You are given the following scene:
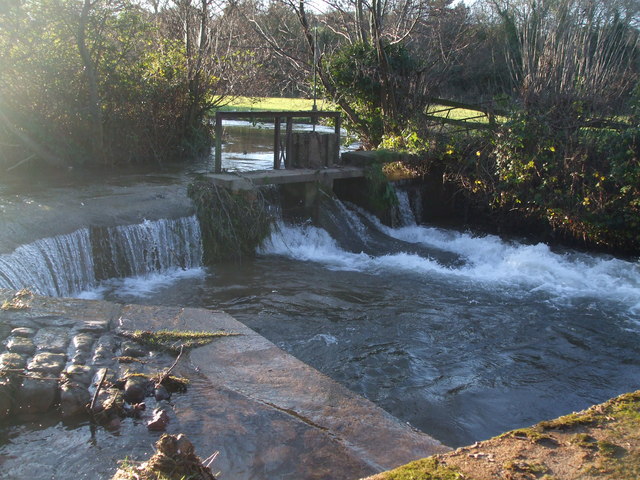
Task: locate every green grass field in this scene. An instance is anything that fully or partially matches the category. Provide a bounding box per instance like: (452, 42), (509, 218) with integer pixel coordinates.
(215, 96), (499, 128)
(217, 96), (334, 112)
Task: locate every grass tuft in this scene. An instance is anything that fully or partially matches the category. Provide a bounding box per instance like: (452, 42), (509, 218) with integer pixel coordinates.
(1, 289), (33, 311)
(122, 329), (237, 354)
(373, 457), (464, 480)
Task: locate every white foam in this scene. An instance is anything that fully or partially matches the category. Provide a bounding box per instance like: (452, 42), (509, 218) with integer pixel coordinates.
(260, 217), (640, 312)
(260, 222), (373, 271)
(79, 267), (205, 300)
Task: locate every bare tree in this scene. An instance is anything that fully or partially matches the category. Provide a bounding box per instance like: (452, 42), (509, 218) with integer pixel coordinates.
(492, 0), (639, 130)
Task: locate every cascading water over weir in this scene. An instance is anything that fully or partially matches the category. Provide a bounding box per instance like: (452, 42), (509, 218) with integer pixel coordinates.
(2, 181), (640, 450)
(0, 216), (203, 297)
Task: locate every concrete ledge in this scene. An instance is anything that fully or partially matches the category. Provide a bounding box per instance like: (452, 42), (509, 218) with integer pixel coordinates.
(205, 166), (365, 191)
(1, 290), (449, 479)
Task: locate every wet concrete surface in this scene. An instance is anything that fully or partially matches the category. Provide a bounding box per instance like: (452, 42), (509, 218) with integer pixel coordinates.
(0, 289), (449, 479)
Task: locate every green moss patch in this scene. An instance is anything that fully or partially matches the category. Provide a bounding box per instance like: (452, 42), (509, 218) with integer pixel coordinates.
(500, 427), (554, 444)
(374, 457), (464, 480)
(115, 356), (145, 364)
(122, 329), (237, 354)
(369, 389), (640, 480)
(188, 177), (272, 264)
(1, 289), (32, 311)
(570, 433), (597, 448)
(503, 460), (548, 474)
(123, 372), (189, 393)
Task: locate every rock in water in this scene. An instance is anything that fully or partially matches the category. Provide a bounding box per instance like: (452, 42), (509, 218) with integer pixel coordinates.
(147, 408), (169, 431)
(15, 376), (57, 414)
(154, 384), (171, 401)
(0, 379), (15, 419)
(123, 376), (149, 404)
(60, 381), (91, 418)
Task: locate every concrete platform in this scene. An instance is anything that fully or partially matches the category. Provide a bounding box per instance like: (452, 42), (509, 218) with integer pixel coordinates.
(0, 291), (449, 479)
(206, 166), (366, 191)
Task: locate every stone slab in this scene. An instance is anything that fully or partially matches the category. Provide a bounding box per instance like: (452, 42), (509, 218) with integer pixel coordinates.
(27, 352), (67, 375)
(205, 166), (365, 191)
(1, 291), (449, 479)
(119, 304), (449, 478)
(33, 327), (69, 353)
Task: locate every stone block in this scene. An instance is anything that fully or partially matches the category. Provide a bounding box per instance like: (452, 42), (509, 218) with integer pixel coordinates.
(72, 333), (95, 352)
(0, 378), (15, 419)
(63, 365), (95, 386)
(120, 340), (147, 358)
(6, 336), (35, 355)
(27, 352), (67, 375)
(10, 327), (36, 337)
(0, 352), (26, 372)
(15, 376), (57, 414)
(74, 320), (109, 334)
(60, 381), (90, 418)
(34, 327), (69, 354)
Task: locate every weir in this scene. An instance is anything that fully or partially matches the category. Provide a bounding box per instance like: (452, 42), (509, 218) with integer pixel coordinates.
(3, 155), (640, 478)
(0, 216), (202, 297)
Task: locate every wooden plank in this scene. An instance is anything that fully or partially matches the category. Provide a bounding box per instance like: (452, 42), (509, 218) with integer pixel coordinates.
(274, 117), (281, 169)
(285, 118), (293, 168)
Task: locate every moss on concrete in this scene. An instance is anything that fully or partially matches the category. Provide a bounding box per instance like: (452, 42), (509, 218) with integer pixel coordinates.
(121, 329), (237, 354)
(187, 177), (272, 264)
(1, 289), (32, 311)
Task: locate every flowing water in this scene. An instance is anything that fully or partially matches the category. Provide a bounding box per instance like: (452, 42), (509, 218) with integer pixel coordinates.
(1, 122), (640, 455)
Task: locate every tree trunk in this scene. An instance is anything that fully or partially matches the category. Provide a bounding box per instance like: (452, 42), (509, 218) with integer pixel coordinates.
(77, 0), (105, 164)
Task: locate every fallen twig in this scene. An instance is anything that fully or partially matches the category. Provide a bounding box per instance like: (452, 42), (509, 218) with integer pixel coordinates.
(157, 345), (184, 386)
(89, 368), (108, 418)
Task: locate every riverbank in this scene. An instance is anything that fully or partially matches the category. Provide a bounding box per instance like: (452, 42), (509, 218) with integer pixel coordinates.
(365, 389), (640, 480)
(0, 288), (447, 479)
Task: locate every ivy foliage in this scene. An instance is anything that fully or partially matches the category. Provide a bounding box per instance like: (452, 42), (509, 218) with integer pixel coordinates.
(187, 177), (272, 264)
(322, 41), (418, 148)
(364, 159), (399, 215)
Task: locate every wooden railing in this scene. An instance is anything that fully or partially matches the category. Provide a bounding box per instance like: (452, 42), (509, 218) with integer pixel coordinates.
(214, 111), (341, 174)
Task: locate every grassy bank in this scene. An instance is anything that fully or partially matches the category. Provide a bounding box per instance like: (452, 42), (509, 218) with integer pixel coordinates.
(216, 96), (332, 112)
(365, 390), (640, 480)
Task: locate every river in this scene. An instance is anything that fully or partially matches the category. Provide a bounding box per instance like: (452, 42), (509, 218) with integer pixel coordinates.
(1, 120), (640, 450)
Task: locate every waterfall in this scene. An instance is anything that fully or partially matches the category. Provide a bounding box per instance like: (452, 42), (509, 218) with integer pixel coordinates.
(0, 229), (95, 298)
(0, 216), (202, 298)
(394, 189), (417, 226)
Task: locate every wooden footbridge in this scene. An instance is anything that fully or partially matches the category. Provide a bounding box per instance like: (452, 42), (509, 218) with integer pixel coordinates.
(208, 99), (504, 193)
(208, 110), (370, 197)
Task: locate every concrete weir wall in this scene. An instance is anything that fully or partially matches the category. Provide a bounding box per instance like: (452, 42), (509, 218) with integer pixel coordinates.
(0, 289), (448, 479)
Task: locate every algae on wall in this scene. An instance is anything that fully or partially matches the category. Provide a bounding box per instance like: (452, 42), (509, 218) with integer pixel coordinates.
(187, 177), (271, 264)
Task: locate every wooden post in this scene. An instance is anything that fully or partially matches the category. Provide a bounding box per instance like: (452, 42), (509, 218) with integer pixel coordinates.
(334, 114), (342, 165)
(285, 117), (293, 169)
(274, 117), (281, 169)
(214, 111), (222, 173)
